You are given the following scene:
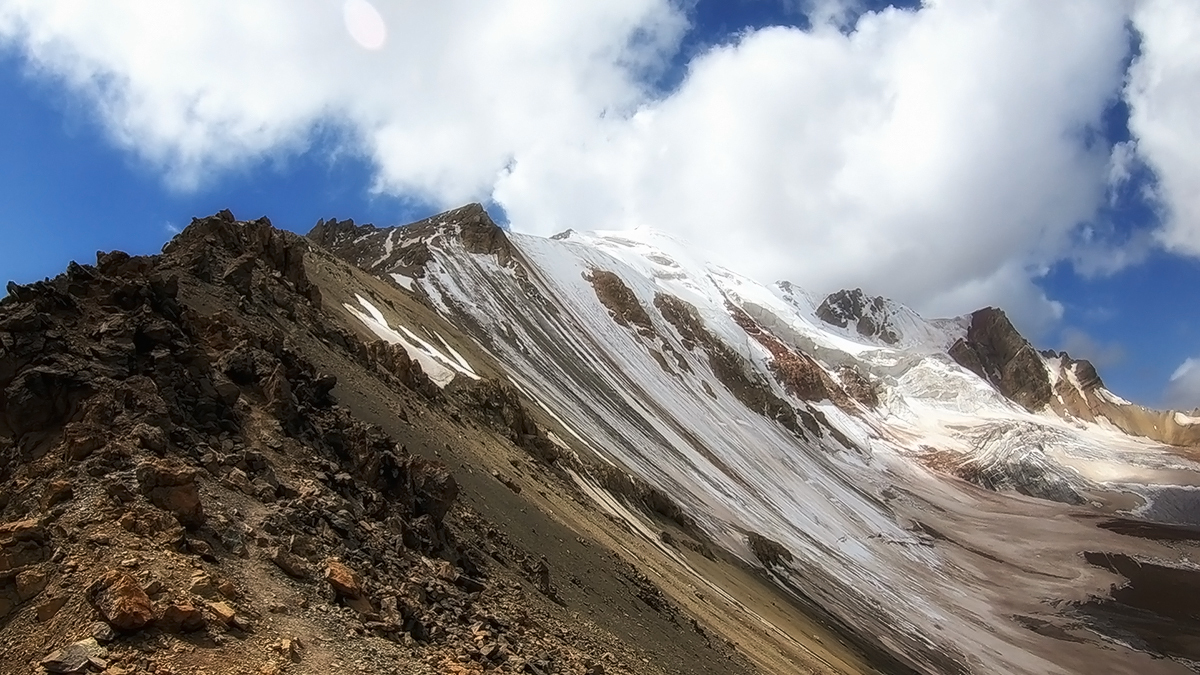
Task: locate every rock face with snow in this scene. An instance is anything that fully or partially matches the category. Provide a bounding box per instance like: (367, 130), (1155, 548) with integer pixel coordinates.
(949, 307), (1052, 411)
(816, 288), (901, 344)
(311, 204), (1200, 674)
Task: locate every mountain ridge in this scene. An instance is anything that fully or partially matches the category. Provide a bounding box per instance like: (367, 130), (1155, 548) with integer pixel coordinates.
(2, 205), (1199, 675)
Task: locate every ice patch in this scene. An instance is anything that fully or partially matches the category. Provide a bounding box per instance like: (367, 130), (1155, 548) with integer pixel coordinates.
(342, 294), (477, 387)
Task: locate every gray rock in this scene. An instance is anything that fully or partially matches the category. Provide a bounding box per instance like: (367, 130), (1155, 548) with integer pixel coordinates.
(41, 638), (107, 673)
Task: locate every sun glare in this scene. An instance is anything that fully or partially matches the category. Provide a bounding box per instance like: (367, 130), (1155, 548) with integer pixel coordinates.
(343, 0), (387, 51)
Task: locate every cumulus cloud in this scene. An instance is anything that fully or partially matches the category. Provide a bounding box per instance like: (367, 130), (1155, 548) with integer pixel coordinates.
(1127, 0), (1200, 257)
(0, 0), (1165, 336)
(1165, 357), (1200, 410)
(496, 1), (1131, 332)
(0, 0), (686, 194)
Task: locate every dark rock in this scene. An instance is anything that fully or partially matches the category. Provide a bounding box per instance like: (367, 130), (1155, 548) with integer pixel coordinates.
(90, 621), (116, 643)
(269, 547), (311, 579)
(40, 638), (107, 674)
(816, 289), (900, 344)
(747, 532), (793, 567)
(949, 308), (1051, 411)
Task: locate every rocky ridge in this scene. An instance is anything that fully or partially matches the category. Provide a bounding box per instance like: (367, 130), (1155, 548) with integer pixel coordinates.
(0, 211), (752, 675)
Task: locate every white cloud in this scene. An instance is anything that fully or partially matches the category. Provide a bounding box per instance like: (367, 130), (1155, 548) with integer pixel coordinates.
(0, 0), (686, 194)
(496, 1), (1131, 334)
(0, 0), (1160, 337)
(1165, 357), (1200, 410)
(1127, 0), (1200, 257)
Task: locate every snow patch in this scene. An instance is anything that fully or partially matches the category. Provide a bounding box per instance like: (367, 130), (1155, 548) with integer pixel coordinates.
(342, 294), (477, 387)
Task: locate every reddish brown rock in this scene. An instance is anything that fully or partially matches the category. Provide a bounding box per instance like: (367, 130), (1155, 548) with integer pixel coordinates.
(16, 568), (49, 601)
(158, 603), (205, 633)
(86, 571), (154, 631)
(324, 560), (363, 598)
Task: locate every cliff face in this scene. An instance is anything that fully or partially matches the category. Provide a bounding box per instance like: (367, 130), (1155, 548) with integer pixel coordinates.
(948, 308), (1052, 411)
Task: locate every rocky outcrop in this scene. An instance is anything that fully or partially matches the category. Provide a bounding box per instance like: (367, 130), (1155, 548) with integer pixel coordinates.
(136, 459), (205, 528)
(309, 203), (516, 277)
(588, 270), (656, 338)
(655, 294), (808, 437)
(747, 532), (794, 567)
(949, 308), (1051, 411)
(727, 302), (851, 408)
(816, 289), (900, 345)
(451, 378), (560, 463)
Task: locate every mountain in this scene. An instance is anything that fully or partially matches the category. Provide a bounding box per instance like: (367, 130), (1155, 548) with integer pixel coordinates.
(2, 205), (1198, 675)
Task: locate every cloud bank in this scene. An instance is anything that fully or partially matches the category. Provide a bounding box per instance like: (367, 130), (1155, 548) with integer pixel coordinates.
(0, 0), (1196, 337)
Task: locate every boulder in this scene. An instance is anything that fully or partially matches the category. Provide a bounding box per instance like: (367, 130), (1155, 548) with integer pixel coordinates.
(135, 460), (205, 528)
(40, 638), (107, 674)
(86, 571), (154, 631)
(324, 560), (363, 598)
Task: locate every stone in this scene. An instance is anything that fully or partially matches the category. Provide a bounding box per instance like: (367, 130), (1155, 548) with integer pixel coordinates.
(91, 621), (116, 643)
(206, 600), (238, 626)
(224, 468), (254, 495)
(280, 638), (302, 662)
(324, 560), (363, 598)
(41, 638), (107, 674)
(132, 422), (168, 453)
(0, 518), (46, 542)
(136, 460), (205, 528)
(188, 572), (219, 599)
(269, 547), (311, 579)
(86, 571), (154, 631)
(16, 567), (49, 601)
(42, 479), (74, 508)
(159, 603), (206, 633)
(36, 595), (68, 621)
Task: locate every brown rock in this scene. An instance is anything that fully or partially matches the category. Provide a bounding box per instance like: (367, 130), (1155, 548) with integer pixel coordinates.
(948, 308), (1051, 412)
(86, 571), (154, 631)
(16, 567), (49, 600)
(0, 518), (46, 542)
(135, 460), (205, 528)
(42, 480), (74, 508)
(188, 572), (219, 599)
(324, 560), (363, 598)
(269, 547), (311, 579)
(206, 600), (237, 626)
(159, 603), (206, 633)
(37, 595), (68, 621)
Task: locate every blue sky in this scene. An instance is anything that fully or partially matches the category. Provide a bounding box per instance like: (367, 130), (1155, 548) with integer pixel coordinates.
(0, 0), (1197, 409)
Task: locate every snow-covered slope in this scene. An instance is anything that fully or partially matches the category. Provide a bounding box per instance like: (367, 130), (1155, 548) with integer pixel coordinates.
(311, 205), (1200, 674)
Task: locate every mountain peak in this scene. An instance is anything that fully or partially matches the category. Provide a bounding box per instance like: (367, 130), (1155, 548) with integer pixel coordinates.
(815, 288), (901, 344)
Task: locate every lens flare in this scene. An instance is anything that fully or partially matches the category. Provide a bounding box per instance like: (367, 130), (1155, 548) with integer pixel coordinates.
(343, 0), (387, 51)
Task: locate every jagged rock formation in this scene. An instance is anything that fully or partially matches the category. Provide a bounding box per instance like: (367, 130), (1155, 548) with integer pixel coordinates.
(948, 307), (1052, 411)
(816, 289), (900, 345)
